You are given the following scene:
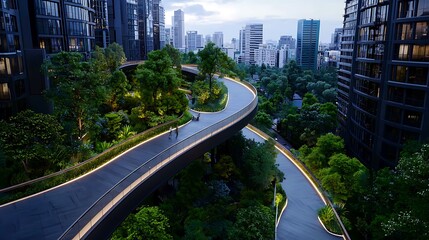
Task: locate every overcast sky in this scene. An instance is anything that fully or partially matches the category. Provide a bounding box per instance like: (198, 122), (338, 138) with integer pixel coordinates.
(163, 0), (345, 44)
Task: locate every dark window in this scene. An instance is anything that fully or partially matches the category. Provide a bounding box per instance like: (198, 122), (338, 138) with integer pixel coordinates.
(381, 142), (398, 161)
(405, 89), (425, 107)
(384, 125), (401, 143)
(14, 79), (25, 98)
(388, 86), (405, 103)
(385, 105), (402, 123)
(403, 110), (423, 128)
(401, 130), (420, 144)
(408, 66), (428, 85)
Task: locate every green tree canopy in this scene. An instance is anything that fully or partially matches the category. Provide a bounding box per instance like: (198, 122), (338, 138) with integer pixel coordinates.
(197, 42), (234, 91)
(242, 139), (278, 190)
(112, 206), (172, 240)
(0, 110), (68, 183)
(43, 51), (109, 141)
(135, 49), (182, 111)
(229, 205), (275, 240)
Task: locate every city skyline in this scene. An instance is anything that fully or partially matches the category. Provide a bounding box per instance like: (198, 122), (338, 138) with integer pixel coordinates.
(163, 0), (345, 43)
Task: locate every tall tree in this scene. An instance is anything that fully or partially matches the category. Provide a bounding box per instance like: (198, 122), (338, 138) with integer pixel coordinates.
(197, 42), (233, 92)
(163, 44), (182, 70)
(104, 42), (127, 72)
(135, 49), (182, 111)
(242, 139), (278, 190)
(43, 51), (109, 141)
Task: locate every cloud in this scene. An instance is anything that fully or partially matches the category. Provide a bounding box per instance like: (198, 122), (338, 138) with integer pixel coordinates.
(183, 4), (216, 16)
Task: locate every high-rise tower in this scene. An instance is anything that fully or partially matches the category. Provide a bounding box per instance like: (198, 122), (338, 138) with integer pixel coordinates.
(108, 0), (140, 60)
(240, 24), (263, 65)
(339, 0), (429, 168)
(94, 0), (110, 48)
(172, 9), (185, 50)
(296, 19), (320, 70)
(138, 0), (154, 59)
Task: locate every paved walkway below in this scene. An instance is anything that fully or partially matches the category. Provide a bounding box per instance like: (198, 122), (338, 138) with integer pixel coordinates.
(242, 127), (342, 240)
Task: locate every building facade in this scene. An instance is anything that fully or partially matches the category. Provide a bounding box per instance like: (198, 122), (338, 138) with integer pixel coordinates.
(278, 35), (296, 49)
(138, 0), (153, 59)
(338, 0), (429, 168)
(1, 0), (102, 119)
(94, 0), (109, 48)
(186, 30), (198, 52)
(240, 23), (263, 65)
(212, 31), (223, 48)
(0, 0), (25, 118)
(172, 9), (184, 50)
(296, 19), (320, 70)
(330, 28), (343, 50)
(153, 0), (165, 49)
(255, 44), (277, 67)
(108, 0), (140, 60)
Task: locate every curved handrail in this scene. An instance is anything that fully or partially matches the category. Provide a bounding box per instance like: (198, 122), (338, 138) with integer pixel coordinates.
(0, 115), (187, 203)
(59, 78), (258, 239)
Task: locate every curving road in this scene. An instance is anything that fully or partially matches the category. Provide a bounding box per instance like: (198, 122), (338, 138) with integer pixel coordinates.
(0, 75), (256, 240)
(242, 128), (342, 240)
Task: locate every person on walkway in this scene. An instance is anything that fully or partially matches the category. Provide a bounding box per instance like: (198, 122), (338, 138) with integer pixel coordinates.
(175, 125), (179, 139)
(197, 112), (200, 121)
(169, 126), (172, 139)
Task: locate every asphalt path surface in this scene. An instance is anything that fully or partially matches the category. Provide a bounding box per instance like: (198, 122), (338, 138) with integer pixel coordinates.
(0, 77), (255, 240)
(242, 127), (342, 240)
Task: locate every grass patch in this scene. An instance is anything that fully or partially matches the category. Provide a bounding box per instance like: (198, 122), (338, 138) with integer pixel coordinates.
(192, 82), (228, 112)
(318, 205), (342, 235)
(0, 112), (193, 205)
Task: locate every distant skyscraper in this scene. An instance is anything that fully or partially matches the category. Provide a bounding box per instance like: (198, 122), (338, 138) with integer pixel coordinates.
(196, 34), (204, 49)
(338, 0), (429, 168)
(186, 31), (198, 52)
(330, 28), (343, 50)
(212, 32), (224, 48)
(240, 24), (263, 65)
(108, 0), (140, 60)
(205, 34), (212, 44)
(296, 19), (320, 70)
(172, 9), (185, 49)
(165, 28), (172, 46)
(231, 38), (239, 51)
(278, 35), (296, 49)
(278, 45), (296, 68)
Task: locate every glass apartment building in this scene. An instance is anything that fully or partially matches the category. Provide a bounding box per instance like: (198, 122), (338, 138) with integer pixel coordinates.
(0, 0), (25, 118)
(296, 19), (320, 70)
(339, 0), (429, 168)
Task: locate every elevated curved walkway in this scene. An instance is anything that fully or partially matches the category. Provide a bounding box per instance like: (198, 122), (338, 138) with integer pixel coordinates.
(0, 66), (257, 240)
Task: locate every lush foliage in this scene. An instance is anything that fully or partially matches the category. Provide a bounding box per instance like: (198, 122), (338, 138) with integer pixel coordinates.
(350, 144), (429, 239)
(191, 80), (228, 112)
(112, 206), (172, 240)
(242, 61), (337, 145)
(197, 42), (236, 91)
(1, 45), (188, 193)
(0, 110), (69, 186)
(112, 132), (285, 239)
(133, 49), (188, 131)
